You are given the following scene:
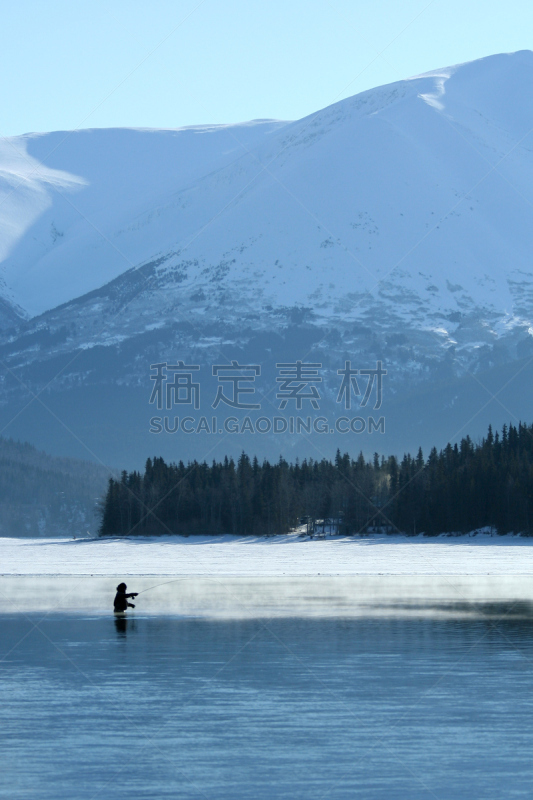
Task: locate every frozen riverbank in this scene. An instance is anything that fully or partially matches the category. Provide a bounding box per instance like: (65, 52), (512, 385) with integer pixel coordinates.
(1, 533), (533, 577)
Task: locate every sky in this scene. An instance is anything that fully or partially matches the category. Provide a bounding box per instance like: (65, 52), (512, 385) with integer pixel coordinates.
(1, 0), (533, 136)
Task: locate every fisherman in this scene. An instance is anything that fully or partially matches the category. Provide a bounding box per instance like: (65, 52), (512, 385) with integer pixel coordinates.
(113, 582), (138, 613)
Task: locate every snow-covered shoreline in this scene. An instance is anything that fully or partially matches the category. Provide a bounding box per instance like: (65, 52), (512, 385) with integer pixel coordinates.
(2, 532), (533, 577)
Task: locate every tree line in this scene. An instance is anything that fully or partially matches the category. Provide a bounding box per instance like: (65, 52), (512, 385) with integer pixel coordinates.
(98, 422), (533, 537)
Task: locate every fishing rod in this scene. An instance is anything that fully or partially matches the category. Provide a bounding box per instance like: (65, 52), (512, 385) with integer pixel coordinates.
(135, 577), (198, 595)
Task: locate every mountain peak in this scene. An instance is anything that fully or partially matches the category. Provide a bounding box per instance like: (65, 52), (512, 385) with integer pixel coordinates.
(1, 51), (532, 320)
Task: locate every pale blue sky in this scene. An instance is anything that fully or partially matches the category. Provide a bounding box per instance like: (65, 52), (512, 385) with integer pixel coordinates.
(2, 0), (532, 136)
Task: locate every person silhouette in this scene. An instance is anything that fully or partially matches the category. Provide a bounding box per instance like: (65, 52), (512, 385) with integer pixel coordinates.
(113, 582), (138, 612)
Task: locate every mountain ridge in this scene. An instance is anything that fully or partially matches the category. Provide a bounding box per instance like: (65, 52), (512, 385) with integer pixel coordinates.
(1, 51), (533, 466)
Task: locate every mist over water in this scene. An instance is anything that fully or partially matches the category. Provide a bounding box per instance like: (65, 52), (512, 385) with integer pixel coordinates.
(2, 584), (533, 798)
(2, 575), (533, 617)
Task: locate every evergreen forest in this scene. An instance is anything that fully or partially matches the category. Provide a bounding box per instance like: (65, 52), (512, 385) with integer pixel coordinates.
(98, 422), (533, 537)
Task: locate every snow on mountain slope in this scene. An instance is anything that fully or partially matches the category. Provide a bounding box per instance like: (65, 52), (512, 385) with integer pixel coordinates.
(0, 120), (288, 315)
(138, 48), (533, 336)
(2, 52), (533, 466)
(2, 50), (533, 344)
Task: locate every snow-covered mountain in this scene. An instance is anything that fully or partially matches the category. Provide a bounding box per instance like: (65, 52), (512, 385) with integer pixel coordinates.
(0, 120), (288, 317)
(1, 51), (533, 467)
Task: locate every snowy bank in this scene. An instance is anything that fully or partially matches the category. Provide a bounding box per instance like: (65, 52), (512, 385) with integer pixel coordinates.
(1, 533), (533, 577)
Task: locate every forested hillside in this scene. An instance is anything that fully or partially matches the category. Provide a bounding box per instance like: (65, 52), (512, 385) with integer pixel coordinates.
(0, 438), (110, 537)
(99, 422), (533, 537)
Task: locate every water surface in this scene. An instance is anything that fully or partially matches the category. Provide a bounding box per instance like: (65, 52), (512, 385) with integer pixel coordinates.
(2, 594), (533, 798)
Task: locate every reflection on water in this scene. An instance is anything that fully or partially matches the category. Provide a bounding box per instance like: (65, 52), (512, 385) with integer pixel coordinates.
(113, 614), (138, 637)
(2, 605), (533, 799)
